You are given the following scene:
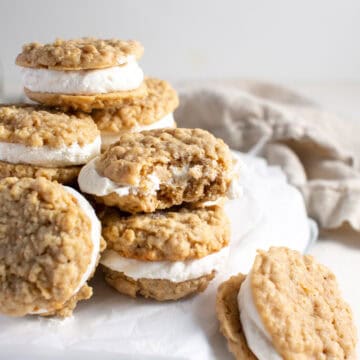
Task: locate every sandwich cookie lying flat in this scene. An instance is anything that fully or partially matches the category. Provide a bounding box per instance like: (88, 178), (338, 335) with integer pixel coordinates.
(78, 128), (239, 214)
(0, 177), (104, 317)
(91, 77), (179, 149)
(0, 105), (100, 184)
(99, 205), (230, 301)
(16, 38), (146, 112)
(216, 247), (357, 360)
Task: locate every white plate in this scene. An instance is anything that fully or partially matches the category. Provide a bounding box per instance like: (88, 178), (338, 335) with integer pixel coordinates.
(0, 152), (317, 360)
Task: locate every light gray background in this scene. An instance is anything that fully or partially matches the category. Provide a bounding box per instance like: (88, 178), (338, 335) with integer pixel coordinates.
(0, 0), (359, 95)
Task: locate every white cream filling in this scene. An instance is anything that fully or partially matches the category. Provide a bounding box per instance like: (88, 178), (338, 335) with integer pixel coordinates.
(238, 274), (282, 360)
(30, 186), (101, 315)
(0, 136), (101, 167)
(100, 247), (229, 283)
(21, 56), (143, 94)
(101, 113), (176, 147)
(78, 157), (160, 197)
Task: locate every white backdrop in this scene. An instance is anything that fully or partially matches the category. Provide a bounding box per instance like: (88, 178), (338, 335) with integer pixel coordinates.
(0, 0), (359, 95)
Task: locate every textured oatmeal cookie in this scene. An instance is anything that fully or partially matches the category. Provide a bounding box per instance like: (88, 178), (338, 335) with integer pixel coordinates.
(216, 274), (256, 360)
(251, 247), (357, 359)
(24, 83), (147, 113)
(0, 177), (96, 317)
(0, 160), (80, 184)
(99, 206), (230, 261)
(87, 128), (233, 213)
(16, 38), (144, 70)
(91, 77), (179, 132)
(0, 104), (98, 147)
(102, 266), (215, 301)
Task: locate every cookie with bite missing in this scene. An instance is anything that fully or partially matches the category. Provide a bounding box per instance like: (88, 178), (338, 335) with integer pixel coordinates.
(0, 104), (100, 184)
(216, 247), (357, 360)
(91, 77), (179, 149)
(78, 128), (236, 214)
(99, 205), (230, 301)
(0, 177), (105, 317)
(16, 38), (146, 112)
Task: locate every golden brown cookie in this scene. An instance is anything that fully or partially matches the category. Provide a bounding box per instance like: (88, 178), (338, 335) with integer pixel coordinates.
(91, 77), (179, 135)
(0, 104), (98, 147)
(99, 206), (230, 261)
(0, 177), (103, 317)
(78, 128), (234, 213)
(24, 83), (147, 113)
(0, 104), (100, 183)
(16, 38), (144, 70)
(216, 247), (357, 359)
(103, 267), (215, 301)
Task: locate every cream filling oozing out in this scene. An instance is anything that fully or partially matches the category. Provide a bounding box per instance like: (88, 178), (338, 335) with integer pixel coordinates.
(30, 186), (101, 315)
(100, 113), (176, 147)
(20, 56), (143, 94)
(238, 274), (282, 360)
(0, 136), (101, 167)
(78, 156), (242, 200)
(100, 247), (229, 283)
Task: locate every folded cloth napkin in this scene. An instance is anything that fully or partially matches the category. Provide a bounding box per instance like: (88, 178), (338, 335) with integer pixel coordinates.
(175, 80), (360, 232)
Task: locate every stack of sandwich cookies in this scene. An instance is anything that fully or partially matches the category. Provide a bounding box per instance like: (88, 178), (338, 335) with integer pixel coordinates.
(78, 127), (239, 300)
(91, 77), (179, 149)
(0, 105), (100, 184)
(216, 247), (357, 359)
(16, 38), (146, 112)
(78, 128), (237, 214)
(99, 206), (230, 300)
(0, 177), (104, 317)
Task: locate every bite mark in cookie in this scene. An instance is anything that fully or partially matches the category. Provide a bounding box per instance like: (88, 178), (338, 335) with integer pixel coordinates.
(79, 128), (237, 213)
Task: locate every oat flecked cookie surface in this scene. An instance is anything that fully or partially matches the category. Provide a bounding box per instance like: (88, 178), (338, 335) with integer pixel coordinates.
(16, 37), (144, 70)
(0, 160), (81, 185)
(251, 247), (357, 359)
(0, 177), (94, 317)
(24, 83), (148, 112)
(99, 205), (230, 261)
(0, 104), (98, 147)
(216, 247), (357, 360)
(91, 77), (179, 132)
(93, 128), (234, 213)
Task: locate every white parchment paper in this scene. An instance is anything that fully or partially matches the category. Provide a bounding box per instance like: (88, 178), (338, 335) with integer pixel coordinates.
(0, 153), (317, 360)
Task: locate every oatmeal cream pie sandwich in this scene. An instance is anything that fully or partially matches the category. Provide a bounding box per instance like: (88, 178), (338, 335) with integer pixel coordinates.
(216, 247), (357, 360)
(0, 105), (100, 184)
(99, 205), (230, 301)
(78, 128), (241, 214)
(91, 77), (179, 149)
(0, 177), (105, 317)
(16, 37), (146, 112)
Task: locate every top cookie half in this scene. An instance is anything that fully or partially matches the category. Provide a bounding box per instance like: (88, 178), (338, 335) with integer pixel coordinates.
(16, 37), (144, 70)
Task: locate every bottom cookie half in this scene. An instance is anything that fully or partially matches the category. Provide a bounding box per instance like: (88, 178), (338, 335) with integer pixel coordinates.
(102, 266), (216, 301)
(216, 274), (256, 360)
(0, 160), (81, 185)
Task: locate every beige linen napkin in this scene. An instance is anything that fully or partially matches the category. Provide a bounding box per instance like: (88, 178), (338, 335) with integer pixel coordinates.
(175, 80), (360, 231)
